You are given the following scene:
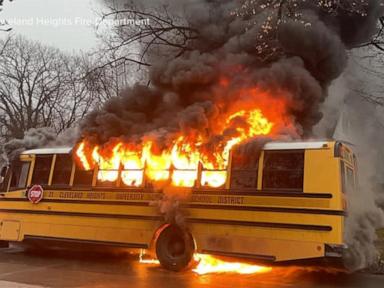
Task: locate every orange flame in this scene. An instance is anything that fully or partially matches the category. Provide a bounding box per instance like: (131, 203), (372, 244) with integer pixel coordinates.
(74, 87), (290, 188)
(121, 151), (144, 187)
(93, 144), (122, 182)
(139, 249), (160, 265)
(76, 142), (91, 171)
(138, 250), (272, 275)
(192, 254), (272, 275)
(171, 138), (200, 187)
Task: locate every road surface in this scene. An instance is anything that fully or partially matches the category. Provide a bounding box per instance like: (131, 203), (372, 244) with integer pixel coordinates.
(0, 245), (382, 288)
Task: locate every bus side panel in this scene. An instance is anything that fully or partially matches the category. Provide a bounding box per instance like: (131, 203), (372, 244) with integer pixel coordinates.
(304, 149), (343, 211)
(191, 214), (344, 261)
(0, 218), (21, 241)
(0, 211), (162, 248)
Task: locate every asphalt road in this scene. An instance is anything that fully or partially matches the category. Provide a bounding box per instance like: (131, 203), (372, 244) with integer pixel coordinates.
(0, 245), (382, 288)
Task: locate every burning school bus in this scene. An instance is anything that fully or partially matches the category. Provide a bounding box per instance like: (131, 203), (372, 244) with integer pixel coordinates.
(0, 140), (355, 271)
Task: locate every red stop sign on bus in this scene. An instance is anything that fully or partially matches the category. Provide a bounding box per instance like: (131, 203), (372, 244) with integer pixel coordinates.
(27, 185), (44, 204)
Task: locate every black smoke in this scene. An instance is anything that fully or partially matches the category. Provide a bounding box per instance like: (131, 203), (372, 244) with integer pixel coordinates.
(84, 0), (383, 145)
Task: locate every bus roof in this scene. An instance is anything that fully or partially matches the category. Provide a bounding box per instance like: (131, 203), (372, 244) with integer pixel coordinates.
(21, 147), (72, 155)
(263, 141), (330, 150)
(21, 141), (331, 156)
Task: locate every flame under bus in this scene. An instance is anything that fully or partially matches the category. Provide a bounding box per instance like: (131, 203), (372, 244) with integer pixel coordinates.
(0, 141), (355, 270)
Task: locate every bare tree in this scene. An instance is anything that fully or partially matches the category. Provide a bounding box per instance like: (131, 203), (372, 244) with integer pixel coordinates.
(97, 1), (197, 68)
(349, 14), (384, 106)
(81, 54), (124, 102)
(0, 36), (96, 142)
(359, 17), (384, 51)
(87, 0), (200, 83)
(95, 0), (377, 70)
(350, 45), (384, 107)
(372, 17), (384, 51)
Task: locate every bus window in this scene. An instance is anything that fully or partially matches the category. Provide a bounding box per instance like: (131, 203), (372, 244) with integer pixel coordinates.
(342, 163), (355, 193)
(9, 161), (30, 190)
(52, 155), (73, 186)
(346, 166), (355, 192)
(230, 151), (258, 188)
(32, 155), (53, 185)
(121, 169), (144, 187)
(73, 166), (94, 187)
(262, 150), (304, 191)
(96, 169), (119, 187)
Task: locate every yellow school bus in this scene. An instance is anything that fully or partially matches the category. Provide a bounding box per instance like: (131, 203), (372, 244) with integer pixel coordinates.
(0, 141), (356, 271)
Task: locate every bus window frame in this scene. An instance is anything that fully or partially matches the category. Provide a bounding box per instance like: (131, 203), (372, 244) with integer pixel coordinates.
(120, 167), (145, 188)
(31, 154), (54, 187)
(72, 164), (95, 189)
(199, 167), (228, 189)
(230, 149), (259, 189)
(341, 161), (355, 194)
(8, 160), (31, 192)
(335, 142), (355, 166)
(51, 154), (74, 188)
(261, 149), (305, 192)
(95, 166), (121, 188)
(91, 155), (122, 188)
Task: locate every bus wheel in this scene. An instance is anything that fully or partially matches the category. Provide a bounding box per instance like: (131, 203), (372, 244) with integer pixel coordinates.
(155, 225), (195, 272)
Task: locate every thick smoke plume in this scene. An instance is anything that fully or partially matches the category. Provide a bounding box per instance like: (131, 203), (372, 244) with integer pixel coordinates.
(313, 37), (384, 270)
(335, 95), (384, 271)
(85, 0), (382, 145)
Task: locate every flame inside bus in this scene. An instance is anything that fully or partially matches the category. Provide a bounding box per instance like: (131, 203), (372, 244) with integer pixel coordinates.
(75, 88), (290, 188)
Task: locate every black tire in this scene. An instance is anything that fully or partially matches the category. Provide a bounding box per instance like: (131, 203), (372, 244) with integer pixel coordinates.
(155, 225), (195, 272)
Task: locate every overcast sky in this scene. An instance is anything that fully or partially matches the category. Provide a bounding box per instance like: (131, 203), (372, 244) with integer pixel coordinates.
(0, 0), (103, 53)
